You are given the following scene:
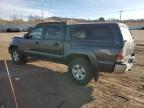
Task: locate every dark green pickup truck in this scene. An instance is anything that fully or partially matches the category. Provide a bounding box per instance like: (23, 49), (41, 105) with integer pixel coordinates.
(9, 22), (135, 85)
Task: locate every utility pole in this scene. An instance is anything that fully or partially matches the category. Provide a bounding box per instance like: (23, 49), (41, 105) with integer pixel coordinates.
(20, 15), (23, 21)
(119, 10), (124, 21)
(42, 10), (44, 23)
(9, 15), (11, 22)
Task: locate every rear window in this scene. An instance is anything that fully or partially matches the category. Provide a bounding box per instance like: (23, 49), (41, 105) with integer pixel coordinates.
(71, 25), (113, 41)
(120, 26), (133, 40)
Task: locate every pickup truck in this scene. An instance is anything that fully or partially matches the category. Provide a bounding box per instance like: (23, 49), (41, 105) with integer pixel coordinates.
(9, 22), (135, 85)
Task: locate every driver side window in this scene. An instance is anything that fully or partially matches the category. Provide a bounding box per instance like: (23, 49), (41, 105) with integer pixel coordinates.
(29, 26), (43, 39)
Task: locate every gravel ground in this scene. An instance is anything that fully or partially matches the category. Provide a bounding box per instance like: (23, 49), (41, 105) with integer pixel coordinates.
(0, 31), (144, 108)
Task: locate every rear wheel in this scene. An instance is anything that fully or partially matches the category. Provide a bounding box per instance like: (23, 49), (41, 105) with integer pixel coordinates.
(11, 48), (27, 65)
(68, 57), (93, 85)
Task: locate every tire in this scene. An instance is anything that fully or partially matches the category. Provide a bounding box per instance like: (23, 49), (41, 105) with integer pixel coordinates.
(68, 57), (93, 85)
(11, 48), (27, 65)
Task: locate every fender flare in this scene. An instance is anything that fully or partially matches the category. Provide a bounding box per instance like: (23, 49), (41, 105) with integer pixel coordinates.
(64, 50), (100, 72)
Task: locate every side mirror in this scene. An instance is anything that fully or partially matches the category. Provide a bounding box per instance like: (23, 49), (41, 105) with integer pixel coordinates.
(28, 27), (33, 32)
(24, 33), (32, 39)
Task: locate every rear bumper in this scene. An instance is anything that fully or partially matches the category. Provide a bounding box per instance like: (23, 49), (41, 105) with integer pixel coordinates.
(113, 55), (135, 74)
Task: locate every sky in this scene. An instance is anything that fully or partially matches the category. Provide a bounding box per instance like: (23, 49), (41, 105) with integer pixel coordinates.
(0, 0), (144, 20)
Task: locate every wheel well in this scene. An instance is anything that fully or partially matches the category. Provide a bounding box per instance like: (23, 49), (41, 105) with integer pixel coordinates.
(9, 45), (18, 53)
(66, 54), (90, 64)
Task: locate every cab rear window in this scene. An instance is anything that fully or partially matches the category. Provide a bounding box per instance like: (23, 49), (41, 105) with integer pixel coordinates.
(71, 27), (87, 39)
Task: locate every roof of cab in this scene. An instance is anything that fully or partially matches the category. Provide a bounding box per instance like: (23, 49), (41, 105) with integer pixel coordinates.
(38, 21), (127, 27)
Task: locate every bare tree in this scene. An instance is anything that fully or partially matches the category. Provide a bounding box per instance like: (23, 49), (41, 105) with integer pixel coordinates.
(28, 15), (42, 21)
(11, 15), (18, 21)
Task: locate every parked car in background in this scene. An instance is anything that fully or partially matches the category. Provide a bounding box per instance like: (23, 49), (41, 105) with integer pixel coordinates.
(0, 25), (5, 32)
(8, 22), (135, 85)
(129, 25), (144, 30)
(6, 26), (21, 32)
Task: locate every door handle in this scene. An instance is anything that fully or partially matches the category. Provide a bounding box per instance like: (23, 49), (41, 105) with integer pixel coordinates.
(54, 43), (59, 46)
(35, 41), (39, 44)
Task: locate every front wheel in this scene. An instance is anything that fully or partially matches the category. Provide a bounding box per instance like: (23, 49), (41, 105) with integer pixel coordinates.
(11, 48), (27, 65)
(68, 57), (93, 85)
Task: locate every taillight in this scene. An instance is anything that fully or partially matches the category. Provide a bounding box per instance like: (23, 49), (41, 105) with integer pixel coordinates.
(116, 50), (124, 62)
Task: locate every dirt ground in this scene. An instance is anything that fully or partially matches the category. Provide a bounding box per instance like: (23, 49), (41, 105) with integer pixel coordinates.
(0, 31), (144, 108)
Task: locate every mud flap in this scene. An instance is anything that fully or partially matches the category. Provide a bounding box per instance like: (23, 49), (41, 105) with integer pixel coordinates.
(90, 58), (100, 82)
